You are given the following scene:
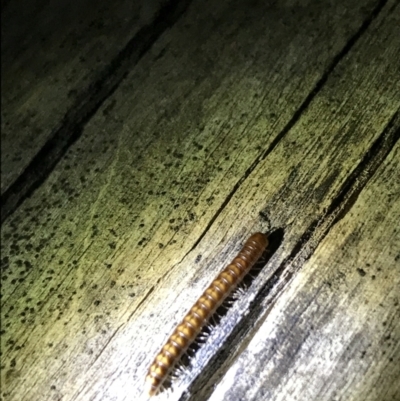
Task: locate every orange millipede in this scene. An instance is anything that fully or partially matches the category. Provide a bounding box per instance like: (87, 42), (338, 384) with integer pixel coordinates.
(145, 232), (269, 396)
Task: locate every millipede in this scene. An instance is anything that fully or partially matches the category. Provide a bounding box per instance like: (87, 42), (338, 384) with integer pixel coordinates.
(145, 232), (269, 396)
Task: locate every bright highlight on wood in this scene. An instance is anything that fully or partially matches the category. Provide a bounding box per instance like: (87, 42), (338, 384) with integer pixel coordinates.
(145, 232), (269, 396)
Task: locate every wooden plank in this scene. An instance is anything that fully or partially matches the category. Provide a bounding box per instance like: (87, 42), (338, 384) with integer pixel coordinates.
(0, 0), (185, 198)
(206, 142), (400, 401)
(0, 1), (398, 401)
(177, 2), (400, 399)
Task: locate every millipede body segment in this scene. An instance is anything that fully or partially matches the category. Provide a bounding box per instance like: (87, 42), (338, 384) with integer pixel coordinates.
(145, 232), (269, 396)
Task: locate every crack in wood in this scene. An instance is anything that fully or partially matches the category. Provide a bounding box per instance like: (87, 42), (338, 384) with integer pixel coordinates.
(0, 0), (194, 226)
(178, 113), (399, 401)
(188, 0), (390, 255)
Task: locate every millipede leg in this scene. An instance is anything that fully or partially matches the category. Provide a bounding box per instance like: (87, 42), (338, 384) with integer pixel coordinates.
(145, 232), (269, 396)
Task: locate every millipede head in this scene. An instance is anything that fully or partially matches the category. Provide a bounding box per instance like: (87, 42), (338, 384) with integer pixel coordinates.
(248, 232), (269, 248)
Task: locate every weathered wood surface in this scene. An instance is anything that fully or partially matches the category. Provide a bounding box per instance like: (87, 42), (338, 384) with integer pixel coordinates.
(1, 1), (399, 401)
(0, 0), (182, 201)
(207, 140), (400, 401)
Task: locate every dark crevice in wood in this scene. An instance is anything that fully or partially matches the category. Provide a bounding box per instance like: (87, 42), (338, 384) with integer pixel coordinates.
(0, 0), (193, 226)
(164, 233), (280, 393)
(127, 285), (156, 323)
(180, 109), (399, 400)
(188, 0), (389, 254)
(325, 112), (400, 227)
(264, 110), (399, 297)
(257, 0), (390, 168)
(87, 324), (123, 369)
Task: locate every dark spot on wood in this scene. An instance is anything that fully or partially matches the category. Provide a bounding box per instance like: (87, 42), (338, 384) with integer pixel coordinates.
(172, 151), (183, 159)
(357, 268), (366, 277)
(193, 141), (203, 150)
(102, 99), (117, 116)
(94, 315), (102, 323)
(94, 300), (101, 306)
(138, 238), (147, 246)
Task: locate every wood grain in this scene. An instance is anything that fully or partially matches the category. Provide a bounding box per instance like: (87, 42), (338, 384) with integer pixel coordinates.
(0, 0), (398, 400)
(206, 139), (400, 401)
(0, 0), (183, 198)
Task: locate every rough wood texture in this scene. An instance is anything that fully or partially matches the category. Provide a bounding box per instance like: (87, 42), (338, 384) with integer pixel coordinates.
(0, 0), (185, 210)
(1, 0), (399, 401)
(207, 142), (400, 401)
